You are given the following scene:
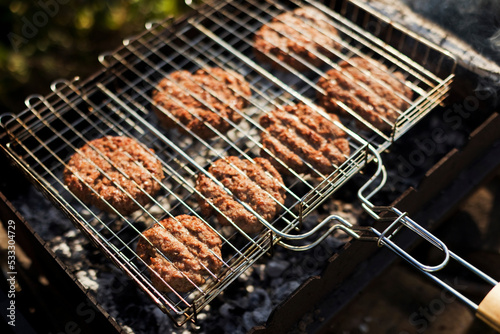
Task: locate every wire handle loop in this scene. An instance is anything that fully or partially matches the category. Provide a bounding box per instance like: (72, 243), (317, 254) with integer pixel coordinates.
(50, 78), (75, 93)
(98, 52), (113, 67)
(277, 215), (361, 251)
(372, 211), (450, 272)
(352, 138), (499, 318)
(0, 113), (16, 130)
(357, 145), (387, 220)
(24, 94), (44, 109)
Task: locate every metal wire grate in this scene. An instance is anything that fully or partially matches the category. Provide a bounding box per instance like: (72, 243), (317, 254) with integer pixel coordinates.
(0, 0), (455, 326)
(189, 0), (456, 150)
(2, 79), (279, 324)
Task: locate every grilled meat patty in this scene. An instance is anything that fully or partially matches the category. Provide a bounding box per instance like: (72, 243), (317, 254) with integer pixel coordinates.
(260, 103), (350, 175)
(196, 156), (285, 234)
(152, 67), (251, 139)
(64, 136), (164, 215)
(254, 6), (342, 71)
(137, 215), (222, 293)
(317, 57), (413, 131)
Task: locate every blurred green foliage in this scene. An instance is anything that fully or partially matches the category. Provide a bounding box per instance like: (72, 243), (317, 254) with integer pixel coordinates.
(0, 0), (189, 114)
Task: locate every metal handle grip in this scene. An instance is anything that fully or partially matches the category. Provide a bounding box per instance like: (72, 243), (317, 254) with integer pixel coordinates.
(369, 209), (500, 333)
(355, 142), (500, 332)
(369, 211), (451, 272)
(477, 283), (500, 332)
(369, 211), (500, 333)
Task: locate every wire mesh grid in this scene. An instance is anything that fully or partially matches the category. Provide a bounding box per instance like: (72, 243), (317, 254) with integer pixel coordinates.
(0, 14), (369, 327)
(0, 0), (455, 326)
(188, 0), (456, 150)
(96, 10), (373, 230)
(1, 79), (283, 325)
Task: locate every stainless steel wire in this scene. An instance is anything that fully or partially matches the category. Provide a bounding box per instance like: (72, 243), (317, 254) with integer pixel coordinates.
(0, 0), (456, 326)
(354, 145), (498, 313)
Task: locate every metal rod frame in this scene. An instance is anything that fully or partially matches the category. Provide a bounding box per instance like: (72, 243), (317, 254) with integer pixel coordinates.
(0, 0), (457, 326)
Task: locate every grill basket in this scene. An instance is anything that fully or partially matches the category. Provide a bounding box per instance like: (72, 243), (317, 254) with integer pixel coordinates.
(0, 0), (458, 326)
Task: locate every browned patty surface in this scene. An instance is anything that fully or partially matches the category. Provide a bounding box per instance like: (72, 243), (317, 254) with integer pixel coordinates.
(317, 57), (413, 131)
(260, 103), (350, 175)
(152, 67), (251, 139)
(196, 156), (285, 234)
(64, 136), (164, 215)
(260, 103), (350, 174)
(254, 6), (342, 71)
(136, 215), (222, 293)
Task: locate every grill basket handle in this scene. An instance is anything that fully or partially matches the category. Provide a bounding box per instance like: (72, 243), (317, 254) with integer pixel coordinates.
(356, 145), (500, 331)
(477, 283), (500, 332)
(355, 207), (500, 332)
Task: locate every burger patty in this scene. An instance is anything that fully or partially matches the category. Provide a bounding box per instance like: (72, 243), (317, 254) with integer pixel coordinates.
(152, 67), (252, 139)
(196, 156), (286, 234)
(64, 136), (164, 215)
(317, 57), (413, 131)
(254, 6), (342, 71)
(259, 103), (350, 175)
(136, 215), (222, 293)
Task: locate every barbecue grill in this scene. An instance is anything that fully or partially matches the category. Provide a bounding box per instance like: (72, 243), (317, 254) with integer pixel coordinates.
(1, 0), (499, 330)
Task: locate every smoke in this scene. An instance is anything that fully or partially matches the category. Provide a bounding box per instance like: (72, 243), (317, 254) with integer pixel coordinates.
(403, 0), (500, 62)
(489, 28), (500, 53)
